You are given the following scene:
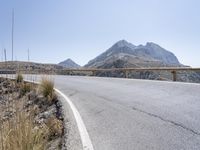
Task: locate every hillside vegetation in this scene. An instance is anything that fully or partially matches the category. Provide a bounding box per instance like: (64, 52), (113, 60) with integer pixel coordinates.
(0, 76), (64, 150)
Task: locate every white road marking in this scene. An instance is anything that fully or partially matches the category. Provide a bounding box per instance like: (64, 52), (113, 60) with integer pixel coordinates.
(55, 88), (94, 150)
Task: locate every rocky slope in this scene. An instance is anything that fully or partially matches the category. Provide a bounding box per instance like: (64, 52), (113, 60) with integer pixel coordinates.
(58, 59), (80, 68)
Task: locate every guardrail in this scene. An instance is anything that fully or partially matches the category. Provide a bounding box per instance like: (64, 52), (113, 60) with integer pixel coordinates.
(1, 67), (200, 82)
(58, 67), (200, 81)
(0, 70), (16, 74)
(60, 67), (200, 71)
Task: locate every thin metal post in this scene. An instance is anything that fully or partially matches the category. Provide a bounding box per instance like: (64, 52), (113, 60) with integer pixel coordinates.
(92, 70), (96, 76)
(4, 49), (7, 78)
(4, 49), (7, 62)
(12, 9), (14, 61)
(124, 70), (128, 78)
(28, 49), (30, 62)
(171, 70), (177, 81)
(27, 49), (30, 75)
(1, 48), (3, 62)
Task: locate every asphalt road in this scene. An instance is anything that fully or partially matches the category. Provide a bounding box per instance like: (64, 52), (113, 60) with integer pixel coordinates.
(16, 75), (200, 149)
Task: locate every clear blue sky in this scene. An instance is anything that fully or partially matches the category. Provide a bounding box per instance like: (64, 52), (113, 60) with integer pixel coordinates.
(0, 0), (200, 67)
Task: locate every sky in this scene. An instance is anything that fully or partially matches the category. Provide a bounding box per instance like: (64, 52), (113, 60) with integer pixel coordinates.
(0, 0), (200, 67)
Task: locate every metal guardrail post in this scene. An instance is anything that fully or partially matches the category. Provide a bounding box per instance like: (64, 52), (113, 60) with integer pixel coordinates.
(92, 70), (96, 76)
(125, 70), (128, 78)
(171, 70), (177, 81)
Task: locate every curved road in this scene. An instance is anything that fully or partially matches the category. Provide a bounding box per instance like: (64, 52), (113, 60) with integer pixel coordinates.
(21, 75), (200, 149)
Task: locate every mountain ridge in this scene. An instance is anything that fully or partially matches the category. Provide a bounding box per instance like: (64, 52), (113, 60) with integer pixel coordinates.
(85, 40), (182, 68)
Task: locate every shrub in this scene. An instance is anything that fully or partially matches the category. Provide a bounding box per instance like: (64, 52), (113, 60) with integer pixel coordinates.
(40, 78), (55, 102)
(46, 116), (63, 139)
(16, 74), (23, 83)
(20, 83), (31, 96)
(0, 111), (49, 150)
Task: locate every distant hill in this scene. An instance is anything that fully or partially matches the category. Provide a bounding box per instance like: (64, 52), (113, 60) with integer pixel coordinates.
(58, 59), (80, 68)
(85, 40), (182, 68)
(0, 61), (63, 72)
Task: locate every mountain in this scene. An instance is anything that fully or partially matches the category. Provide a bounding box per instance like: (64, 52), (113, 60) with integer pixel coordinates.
(58, 58), (80, 68)
(85, 40), (182, 68)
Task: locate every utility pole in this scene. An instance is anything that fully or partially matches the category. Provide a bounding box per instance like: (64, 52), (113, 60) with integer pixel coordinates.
(1, 48), (3, 62)
(12, 8), (14, 61)
(4, 49), (8, 78)
(28, 49), (30, 62)
(4, 49), (7, 62)
(28, 49), (30, 73)
(4, 49), (7, 72)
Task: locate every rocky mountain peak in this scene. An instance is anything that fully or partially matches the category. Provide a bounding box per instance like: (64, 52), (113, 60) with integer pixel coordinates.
(58, 58), (80, 68)
(145, 42), (165, 50)
(113, 40), (136, 49)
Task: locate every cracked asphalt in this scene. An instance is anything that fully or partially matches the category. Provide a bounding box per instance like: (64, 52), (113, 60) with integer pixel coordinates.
(25, 75), (200, 149)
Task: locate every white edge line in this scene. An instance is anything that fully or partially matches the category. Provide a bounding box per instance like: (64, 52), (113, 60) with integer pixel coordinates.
(24, 78), (94, 150)
(54, 88), (94, 150)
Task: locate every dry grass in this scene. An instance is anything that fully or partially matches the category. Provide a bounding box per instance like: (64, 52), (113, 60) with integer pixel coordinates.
(0, 77), (63, 150)
(40, 78), (56, 102)
(0, 110), (49, 150)
(20, 83), (31, 96)
(46, 116), (63, 138)
(0, 91), (49, 150)
(16, 74), (23, 83)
